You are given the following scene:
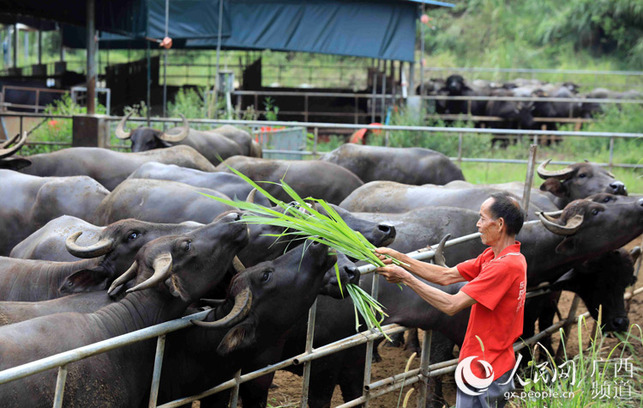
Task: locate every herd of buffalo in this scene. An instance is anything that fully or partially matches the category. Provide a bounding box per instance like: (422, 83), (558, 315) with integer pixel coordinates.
(0, 117), (641, 407)
(418, 75), (641, 138)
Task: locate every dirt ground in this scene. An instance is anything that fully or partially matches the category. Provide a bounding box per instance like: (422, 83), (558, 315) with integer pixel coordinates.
(265, 236), (643, 408)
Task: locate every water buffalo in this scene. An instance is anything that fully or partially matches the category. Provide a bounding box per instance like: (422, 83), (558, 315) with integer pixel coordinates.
(0, 212), (249, 408)
(95, 179), (237, 225)
(0, 170), (109, 256)
(217, 156), (364, 204)
(0, 134), (216, 190)
(537, 159), (627, 208)
(435, 74), (487, 116)
(339, 180), (556, 218)
(115, 113), (261, 164)
(548, 247), (639, 333)
(9, 216), (101, 262)
(320, 144), (465, 185)
(127, 161), (271, 206)
(155, 239), (339, 406)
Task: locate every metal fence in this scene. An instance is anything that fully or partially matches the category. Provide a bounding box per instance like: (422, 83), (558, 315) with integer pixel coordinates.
(1, 113), (641, 171)
(1, 222), (641, 408)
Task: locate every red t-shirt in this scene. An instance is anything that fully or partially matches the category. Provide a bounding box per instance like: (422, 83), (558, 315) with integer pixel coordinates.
(456, 242), (527, 380)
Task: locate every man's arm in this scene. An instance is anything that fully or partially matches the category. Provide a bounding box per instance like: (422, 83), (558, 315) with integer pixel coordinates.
(376, 265), (476, 316)
(375, 247), (465, 286)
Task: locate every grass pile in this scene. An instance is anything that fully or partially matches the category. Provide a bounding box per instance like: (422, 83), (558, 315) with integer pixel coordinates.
(201, 167), (407, 336)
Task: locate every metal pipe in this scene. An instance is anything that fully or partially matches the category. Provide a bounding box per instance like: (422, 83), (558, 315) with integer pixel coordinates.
(52, 365), (68, 408)
(0, 309), (210, 385)
(300, 298), (318, 408)
(521, 144), (538, 213)
(162, 0), (169, 120)
(148, 335), (166, 408)
(86, 0), (96, 115)
(214, 0), (224, 117)
(229, 369), (242, 408)
(417, 330), (432, 407)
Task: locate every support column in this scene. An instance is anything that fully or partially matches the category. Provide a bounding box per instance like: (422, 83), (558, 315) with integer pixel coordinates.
(86, 0), (97, 114)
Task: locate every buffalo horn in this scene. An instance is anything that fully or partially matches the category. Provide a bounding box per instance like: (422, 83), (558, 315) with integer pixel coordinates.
(126, 252), (173, 293)
(115, 112), (134, 139)
(0, 131), (28, 159)
(191, 287), (252, 329)
(232, 256), (246, 273)
(537, 212), (584, 236)
(107, 261), (138, 295)
(537, 159), (575, 180)
(158, 113), (190, 142)
(433, 234), (451, 268)
(245, 188), (257, 203)
(65, 231), (115, 258)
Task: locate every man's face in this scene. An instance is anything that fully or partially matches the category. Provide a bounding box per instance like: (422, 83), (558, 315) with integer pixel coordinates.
(477, 198), (502, 246)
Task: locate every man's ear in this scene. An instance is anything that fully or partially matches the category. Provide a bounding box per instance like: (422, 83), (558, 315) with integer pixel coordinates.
(59, 268), (111, 293)
(217, 322), (257, 356)
(540, 179), (567, 197)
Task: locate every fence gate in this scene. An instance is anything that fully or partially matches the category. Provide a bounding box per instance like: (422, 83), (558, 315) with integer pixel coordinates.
(256, 126), (307, 159)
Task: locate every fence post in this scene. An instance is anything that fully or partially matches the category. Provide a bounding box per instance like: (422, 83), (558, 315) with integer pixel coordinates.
(362, 275), (381, 407)
(521, 144), (538, 214)
(608, 136), (614, 171)
(148, 335), (167, 408)
(304, 94), (309, 123)
(417, 330), (432, 408)
(300, 299), (318, 408)
(554, 294), (581, 361)
(52, 365), (68, 408)
(457, 133), (463, 165)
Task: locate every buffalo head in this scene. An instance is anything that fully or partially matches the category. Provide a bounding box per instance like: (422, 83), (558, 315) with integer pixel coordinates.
(538, 159), (627, 207)
(537, 195), (643, 255)
(115, 112), (190, 152)
(108, 212), (249, 302)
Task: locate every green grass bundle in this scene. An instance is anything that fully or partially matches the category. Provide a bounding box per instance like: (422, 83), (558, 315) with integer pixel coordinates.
(200, 167), (406, 335)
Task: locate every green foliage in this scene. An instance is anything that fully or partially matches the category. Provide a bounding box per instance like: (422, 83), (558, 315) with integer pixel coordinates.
(516, 318), (642, 407)
(535, 0), (643, 66)
(421, 0), (642, 70)
(263, 97), (280, 121)
(26, 95), (106, 154)
(167, 87), (206, 119)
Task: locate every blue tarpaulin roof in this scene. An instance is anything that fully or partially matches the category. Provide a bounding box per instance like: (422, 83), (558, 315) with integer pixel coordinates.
(61, 0), (454, 62)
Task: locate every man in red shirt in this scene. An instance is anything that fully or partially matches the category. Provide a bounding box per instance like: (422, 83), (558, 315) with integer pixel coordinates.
(375, 192), (527, 408)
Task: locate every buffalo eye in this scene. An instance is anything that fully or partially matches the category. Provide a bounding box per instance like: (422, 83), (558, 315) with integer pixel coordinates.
(127, 231), (139, 241)
(578, 173), (587, 178)
(591, 208), (600, 216)
(67, 281), (73, 287)
(261, 269), (273, 283)
(602, 196), (612, 203)
(181, 240), (192, 252)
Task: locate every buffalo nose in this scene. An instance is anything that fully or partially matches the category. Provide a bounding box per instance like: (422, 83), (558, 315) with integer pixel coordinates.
(378, 223), (396, 241)
(609, 181), (627, 195)
(612, 317), (629, 332)
(638, 198), (643, 207)
(343, 265), (361, 285)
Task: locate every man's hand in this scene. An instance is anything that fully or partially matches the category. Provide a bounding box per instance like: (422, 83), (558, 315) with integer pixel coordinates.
(375, 264), (410, 284)
(375, 247), (407, 265)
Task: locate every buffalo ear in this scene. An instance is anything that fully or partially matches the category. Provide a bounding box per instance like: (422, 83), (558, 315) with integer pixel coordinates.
(540, 178), (567, 197)
(217, 322), (257, 356)
(0, 157), (32, 170)
(555, 237), (576, 254)
(59, 268), (111, 294)
(551, 269), (579, 291)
